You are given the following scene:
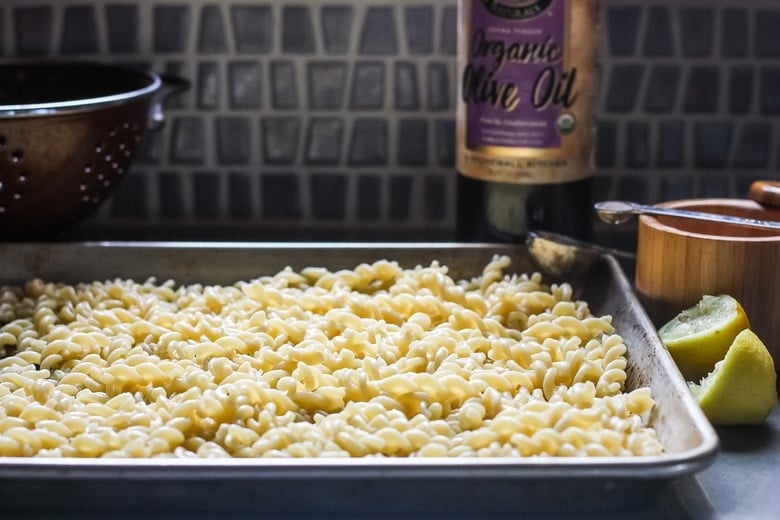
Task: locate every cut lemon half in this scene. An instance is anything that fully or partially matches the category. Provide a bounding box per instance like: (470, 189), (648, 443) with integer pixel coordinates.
(689, 329), (777, 425)
(658, 295), (750, 381)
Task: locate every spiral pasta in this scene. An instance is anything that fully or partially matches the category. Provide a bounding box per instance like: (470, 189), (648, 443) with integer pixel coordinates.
(0, 255), (663, 458)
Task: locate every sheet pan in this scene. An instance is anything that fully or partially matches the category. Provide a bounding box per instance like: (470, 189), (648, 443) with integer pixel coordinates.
(0, 242), (718, 515)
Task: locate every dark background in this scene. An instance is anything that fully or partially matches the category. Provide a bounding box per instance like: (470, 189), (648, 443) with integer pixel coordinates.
(3, 0), (779, 243)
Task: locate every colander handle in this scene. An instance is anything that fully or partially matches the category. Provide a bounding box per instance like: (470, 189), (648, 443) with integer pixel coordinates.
(148, 74), (191, 130)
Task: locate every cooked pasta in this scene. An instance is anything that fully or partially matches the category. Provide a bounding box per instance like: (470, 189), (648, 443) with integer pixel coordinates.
(0, 255), (663, 458)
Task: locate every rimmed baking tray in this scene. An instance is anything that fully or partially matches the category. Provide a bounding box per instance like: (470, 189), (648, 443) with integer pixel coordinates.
(0, 242), (718, 516)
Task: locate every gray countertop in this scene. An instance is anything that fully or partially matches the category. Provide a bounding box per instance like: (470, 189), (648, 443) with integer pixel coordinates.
(3, 232), (775, 520)
(683, 403), (780, 520)
(599, 403), (780, 520)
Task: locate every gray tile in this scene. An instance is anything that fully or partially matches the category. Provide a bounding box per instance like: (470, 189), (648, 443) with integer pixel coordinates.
(163, 61), (190, 109)
(626, 121), (650, 168)
(154, 5), (191, 53)
(305, 118), (343, 165)
(348, 119), (387, 166)
(733, 123), (771, 169)
(643, 65), (680, 113)
(170, 117), (206, 165)
(755, 10), (780, 59)
(683, 66), (719, 114)
(262, 117), (301, 165)
(606, 6), (641, 57)
(14, 6), (52, 56)
(110, 172), (147, 218)
(311, 173), (348, 220)
(398, 119), (428, 166)
(359, 7), (398, 55)
(616, 175), (651, 205)
(106, 5), (138, 53)
(694, 122), (733, 169)
(729, 66), (753, 115)
(435, 118), (455, 168)
(270, 61), (299, 110)
(198, 4), (228, 53)
(427, 62), (450, 111)
(357, 175), (382, 220)
(114, 60), (153, 71)
(440, 5), (457, 55)
(595, 120), (617, 168)
(0, 10), (4, 56)
(760, 67), (780, 115)
(660, 175), (695, 202)
(656, 120), (685, 168)
(605, 65), (643, 113)
(736, 177), (757, 197)
(321, 6), (353, 54)
(227, 171), (253, 219)
(197, 61), (220, 110)
(158, 171), (184, 218)
(228, 61), (262, 109)
(593, 174), (612, 202)
(678, 7), (714, 58)
(395, 62), (420, 110)
(721, 9), (748, 58)
(136, 129), (164, 165)
(389, 176), (413, 220)
(231, 5), (272, 53)
(261, 173), (301, 220)
(350, 62), (385, 110)
(61, 6), (98, 54)
(283, 6), (315, 53)
(215, 117), (251, 165)
(699, 173), (733, 198)
(405, 6), (433, 55)
(193, 172), (221, 218)
(308, 62), (347, 110)
(643, 7), (674, 57)
(423, 175), (446, 221)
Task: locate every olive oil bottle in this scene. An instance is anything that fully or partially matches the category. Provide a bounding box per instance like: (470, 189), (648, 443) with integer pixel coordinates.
(456, 0), (600, 242)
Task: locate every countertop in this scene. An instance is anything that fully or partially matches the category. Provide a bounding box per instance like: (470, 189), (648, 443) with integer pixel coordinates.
(3, 225), (778, 520)
(598, 404), (780, 520)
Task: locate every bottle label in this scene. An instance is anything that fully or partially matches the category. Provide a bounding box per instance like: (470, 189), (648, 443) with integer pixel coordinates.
(457, 0), (598, 184)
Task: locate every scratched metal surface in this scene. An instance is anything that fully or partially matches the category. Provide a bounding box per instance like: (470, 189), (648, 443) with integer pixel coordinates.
(0, 242), (718, 515)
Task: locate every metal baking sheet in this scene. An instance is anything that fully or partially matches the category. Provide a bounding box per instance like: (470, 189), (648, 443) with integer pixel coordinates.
(0, 242), (718, 516)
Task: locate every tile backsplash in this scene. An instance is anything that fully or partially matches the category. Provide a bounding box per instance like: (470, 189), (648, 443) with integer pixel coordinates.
(2, 0), (779, 236)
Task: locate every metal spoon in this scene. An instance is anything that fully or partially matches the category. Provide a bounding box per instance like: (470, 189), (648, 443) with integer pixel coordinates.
(526, 230), (635, 277)
(595, 201), (780, 231)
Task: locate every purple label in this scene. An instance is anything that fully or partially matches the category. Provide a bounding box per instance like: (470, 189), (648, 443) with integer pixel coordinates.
(462, 0), (577, 149)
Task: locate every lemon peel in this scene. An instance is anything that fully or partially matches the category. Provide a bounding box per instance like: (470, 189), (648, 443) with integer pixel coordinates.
(688, 329), (777, 425)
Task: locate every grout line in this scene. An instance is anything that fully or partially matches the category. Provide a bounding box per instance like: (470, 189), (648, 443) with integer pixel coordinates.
(6, 0), (780, 229)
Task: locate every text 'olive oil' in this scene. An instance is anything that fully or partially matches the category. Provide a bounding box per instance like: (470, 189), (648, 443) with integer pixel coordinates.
(456, 0), (600, 241)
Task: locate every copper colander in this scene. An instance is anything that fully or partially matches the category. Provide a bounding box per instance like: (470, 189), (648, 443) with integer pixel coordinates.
(0, 62), (187, 238)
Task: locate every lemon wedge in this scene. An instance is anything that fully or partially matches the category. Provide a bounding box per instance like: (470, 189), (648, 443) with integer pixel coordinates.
(688, 329), (777, 425)
(658, 295), (750, 381)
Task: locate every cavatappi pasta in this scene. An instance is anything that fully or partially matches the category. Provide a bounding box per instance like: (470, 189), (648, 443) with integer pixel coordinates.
(0, 255), (663, 458)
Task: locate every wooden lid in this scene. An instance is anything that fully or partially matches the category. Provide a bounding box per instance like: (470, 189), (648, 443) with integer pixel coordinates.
(749, 180), (780, 208)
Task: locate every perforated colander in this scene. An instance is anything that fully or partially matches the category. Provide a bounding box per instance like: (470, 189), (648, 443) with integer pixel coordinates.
(0, 62), (188, 238)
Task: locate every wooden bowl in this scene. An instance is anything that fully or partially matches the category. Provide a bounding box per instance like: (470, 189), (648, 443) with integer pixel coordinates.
(636, 198), (780, 367)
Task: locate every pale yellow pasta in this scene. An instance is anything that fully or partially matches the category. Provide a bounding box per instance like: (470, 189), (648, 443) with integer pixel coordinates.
(0, 256), (663, 458)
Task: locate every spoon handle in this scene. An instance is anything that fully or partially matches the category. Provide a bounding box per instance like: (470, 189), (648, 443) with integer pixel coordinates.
(638, 205), (780, 230)
(750, 180), (780, 208)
